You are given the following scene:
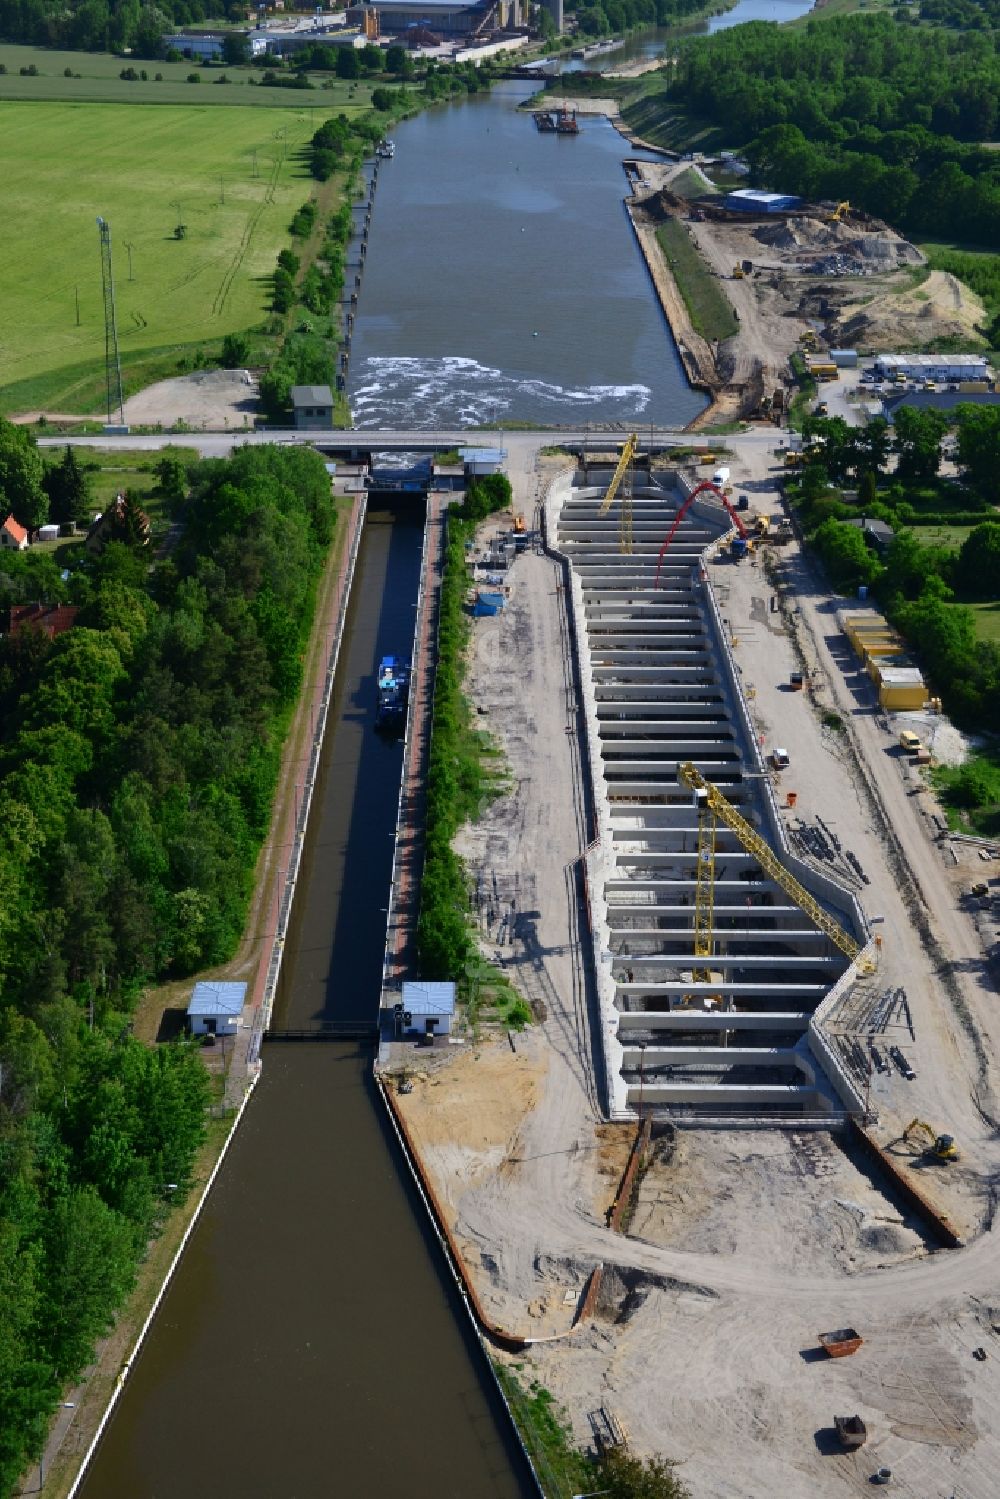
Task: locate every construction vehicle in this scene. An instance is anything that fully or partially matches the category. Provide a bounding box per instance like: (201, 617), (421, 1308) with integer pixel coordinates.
(513, 514), (526, 534)
(783, 450), (803, 469)
(732, 264), (745, 279)
(901, 1118), (958, 1162)
(754, 513), (770, 538)
(678, 762), (867, 970)
(712, 466), (730, 488)
(597, 432), (638, 553)
(826, 200), (851, 224)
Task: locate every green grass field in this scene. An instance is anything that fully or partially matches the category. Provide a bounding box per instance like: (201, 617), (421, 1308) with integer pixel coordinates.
(968, 601), (1000, 643)
(0, 102), (329, 412)
(0, 43), (372, 107)
(656, 217), (739, 345)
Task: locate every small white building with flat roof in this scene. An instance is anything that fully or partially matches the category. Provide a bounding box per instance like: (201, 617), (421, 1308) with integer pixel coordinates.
(187, 980), (247, 1037)
(401, 981), (456, 1037)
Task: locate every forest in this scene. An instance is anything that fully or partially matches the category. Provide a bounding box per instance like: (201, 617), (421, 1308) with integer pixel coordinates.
(787, 404), (1000, 736)
(666, 15), (1000, 242)
(574, 0), (721, 37)
(0, 0), (245, 54)
(0, 437), (336, 1494)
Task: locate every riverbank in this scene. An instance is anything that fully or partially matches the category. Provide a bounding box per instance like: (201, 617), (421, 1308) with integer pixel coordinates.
(26, 477), (368, 1499)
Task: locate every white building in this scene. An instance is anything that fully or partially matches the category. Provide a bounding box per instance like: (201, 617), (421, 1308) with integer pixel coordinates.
(400, 980), (456, 1037)
(873, 353), (990, 382)
(187, 980), (247, 1037)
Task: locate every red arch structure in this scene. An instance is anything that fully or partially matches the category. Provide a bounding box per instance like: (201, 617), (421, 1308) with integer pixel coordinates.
(653, 481), (749, 589)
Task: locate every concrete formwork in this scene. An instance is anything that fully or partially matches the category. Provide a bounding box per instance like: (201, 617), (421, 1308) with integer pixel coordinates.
(549, 470), (868, 1122)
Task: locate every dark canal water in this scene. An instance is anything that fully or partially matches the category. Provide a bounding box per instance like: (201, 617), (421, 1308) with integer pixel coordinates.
(349, 82), (706, 429)
(77, 504), (532, 1499)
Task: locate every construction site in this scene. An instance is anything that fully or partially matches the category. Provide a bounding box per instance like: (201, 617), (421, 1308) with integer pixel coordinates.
(387, 433), (1000, 1498)
(621, 159), (988, 423)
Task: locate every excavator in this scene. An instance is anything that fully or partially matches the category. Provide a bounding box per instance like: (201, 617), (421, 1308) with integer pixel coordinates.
(901, 1118), (959, 1163)
(826, 200), (851, 225)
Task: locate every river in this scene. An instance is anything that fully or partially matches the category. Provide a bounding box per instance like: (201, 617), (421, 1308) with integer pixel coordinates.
(555, 0), (819, 72)
(349, 82), (705, 430)
(77, 504), (532, 1499)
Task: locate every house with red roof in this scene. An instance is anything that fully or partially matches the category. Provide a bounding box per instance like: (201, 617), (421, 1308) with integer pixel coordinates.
(1, 514), (29, 551)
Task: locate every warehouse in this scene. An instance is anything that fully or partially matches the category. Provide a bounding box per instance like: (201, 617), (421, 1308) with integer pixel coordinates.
(873, 353), (991, 383)
(347, 0), (507, 36)
(723, 189), (802, 214)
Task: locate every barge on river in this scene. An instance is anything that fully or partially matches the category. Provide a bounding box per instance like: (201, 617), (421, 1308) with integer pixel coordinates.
(533, 107), (579, 134)
(375, 654), (410, 730)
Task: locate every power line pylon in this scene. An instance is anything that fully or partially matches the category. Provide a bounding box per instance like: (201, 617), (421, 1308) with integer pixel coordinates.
(96, 217), (124, 426)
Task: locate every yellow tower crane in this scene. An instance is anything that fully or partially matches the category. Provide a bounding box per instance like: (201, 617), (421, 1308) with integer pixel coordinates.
(678, 762), (867, 967)
(598, 432), (639, 553)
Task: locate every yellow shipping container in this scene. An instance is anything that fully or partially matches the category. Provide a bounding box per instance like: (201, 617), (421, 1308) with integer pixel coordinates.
(876, 664), (927, 710)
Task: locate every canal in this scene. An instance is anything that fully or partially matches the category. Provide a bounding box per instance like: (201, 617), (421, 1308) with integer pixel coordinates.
(77, 503), (532, 1498)
(349, 81), (706, 429)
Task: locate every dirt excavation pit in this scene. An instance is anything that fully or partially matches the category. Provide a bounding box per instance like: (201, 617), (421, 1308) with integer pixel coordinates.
(626, 1129), (930, 1275)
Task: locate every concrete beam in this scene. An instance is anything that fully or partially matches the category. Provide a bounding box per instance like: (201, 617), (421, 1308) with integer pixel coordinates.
(617, 1010), (812, 1032)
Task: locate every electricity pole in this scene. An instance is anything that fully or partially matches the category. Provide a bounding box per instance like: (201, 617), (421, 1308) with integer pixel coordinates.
(124, 241), (135, 281)
(96, 217), (124, 426)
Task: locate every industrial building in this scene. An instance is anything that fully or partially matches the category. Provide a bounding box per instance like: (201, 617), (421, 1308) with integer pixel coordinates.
(723, 189), (802, 214)
(346, 0), (523, 36)
(166, 29), (269, 58)
(873, 353), (992, 383)
(549, 470), (868, 1119)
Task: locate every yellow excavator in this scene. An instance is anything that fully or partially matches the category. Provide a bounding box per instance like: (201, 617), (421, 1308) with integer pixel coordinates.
(902, 1119), (959, 1163)
(827, 200), (851, 224)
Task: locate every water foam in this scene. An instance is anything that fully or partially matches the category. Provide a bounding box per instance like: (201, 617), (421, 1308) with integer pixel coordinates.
(350, 355), (652, 430)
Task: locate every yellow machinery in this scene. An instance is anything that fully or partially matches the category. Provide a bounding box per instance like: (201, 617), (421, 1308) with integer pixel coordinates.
(679, 762), (867, 967)
(902, 1118), (959, 1162)
(732, 264), (745, 279)
(827, 200), (851, 224)
(598, 432), (639, 553)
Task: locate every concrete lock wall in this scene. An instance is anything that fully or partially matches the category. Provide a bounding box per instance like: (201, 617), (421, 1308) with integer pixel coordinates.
(551, 465), (870, 1122)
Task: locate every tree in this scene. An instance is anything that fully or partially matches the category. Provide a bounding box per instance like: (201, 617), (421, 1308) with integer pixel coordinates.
(386, 43), (412, 75)
(595, 1447), (691, 1499)
(0, 420), (47, 531)
(955, 521), (1000, 600)
(955, 404), (1000, 503)
(372, 86), (394, 111)
(893, 405), (949, 486)
(222, 30), (251, 65)
(814, 518), (882, 591)
(132, 4), (169, 58)
(43, 446), (90, 527)
(336, 46), (359, 79)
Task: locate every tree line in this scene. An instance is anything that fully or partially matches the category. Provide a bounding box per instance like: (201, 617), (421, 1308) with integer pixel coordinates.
(417, 476), (514, 983)
(788, 404), (1000, 732)
(0, 439), (336, 1493)
(0, 0), (246, 56)
(662, 15), (1000, 243)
